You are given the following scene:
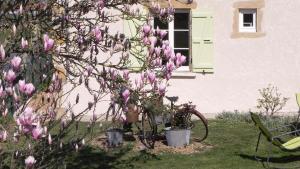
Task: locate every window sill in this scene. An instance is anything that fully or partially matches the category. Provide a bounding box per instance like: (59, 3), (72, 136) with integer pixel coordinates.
(171, 67), (196, 79)
(231, 32), (266, 38)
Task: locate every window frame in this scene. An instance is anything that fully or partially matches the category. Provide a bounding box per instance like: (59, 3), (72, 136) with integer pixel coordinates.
(239, 9), (257, 33)
(153, 9), (191, 71)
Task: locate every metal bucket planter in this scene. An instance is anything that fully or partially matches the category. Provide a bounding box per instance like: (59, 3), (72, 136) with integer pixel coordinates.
(165, 129), (191, 147)
(106, 129), (123, 147)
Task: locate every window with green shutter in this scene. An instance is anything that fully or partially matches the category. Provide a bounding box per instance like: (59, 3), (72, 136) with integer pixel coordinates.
(191, 10), (214, 73)
(123, 13), (147, 71)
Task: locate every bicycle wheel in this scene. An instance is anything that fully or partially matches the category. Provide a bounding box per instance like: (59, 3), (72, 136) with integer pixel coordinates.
(176, 106), (208, 143)
(140, 111), (157, 149)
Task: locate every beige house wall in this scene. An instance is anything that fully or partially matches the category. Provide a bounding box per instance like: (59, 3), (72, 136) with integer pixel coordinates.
(167, 0), (300, 117)
(63, 0), (300, 119)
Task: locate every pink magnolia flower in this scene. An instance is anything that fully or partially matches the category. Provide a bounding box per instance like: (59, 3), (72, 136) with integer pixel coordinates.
(2, 108), (8, 117)
(0, 86), (5, 98)
(18, 80), (26, 93)
(147, 71), (156, 85)
(18, 107), (36, 133)
(21, 37), (28, 49)
(154, 58), (162, 66)
(92, 26), (102, 42)
(19, 4), (23, 15)
(48, 134), (52, 145)
(122, 89), (130, 104)
(109, 69), (117, 80)
(24, 83), (35, 96)
(166, 61), (175, 72)
(32, 124), (43, 140)
(156, 26), (161, 36)
(0, 45), (5, 60)
(5, 87), (13, 95)
(4, 69), (16, 83)
(135, 77), (142, 89)
(43, 34), (54, 51)
(0, 130), (8, 142)
(11, 56), (22, 71)
(25, 156), (36, 169)
(122, 70), (129, 80)
(155, 47), (161, 56)
(143, 37), (150, 45)
(84, 66), (93, 77)
(160, 30), (167, 39)
(140, 72), (146, 83)
(12, 24), (16, 36)
(13, 89), (19, 102)
(149, 37), (157, 47)
(75, 143), (79, 152)
(143, 24), (151, 35)
(158, 83), (166, 95)
(175, 53), (186, 67)
(165, 72), (172, 80)
(164, 47), (172, 59)
(98, 0), (105, 10)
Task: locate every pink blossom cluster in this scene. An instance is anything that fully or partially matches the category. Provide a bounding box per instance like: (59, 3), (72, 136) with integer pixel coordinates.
(150, 2), (175, 18)
(16, 107), (48, 141)
(43, 34), (55, 52)
(141, 21), (186, 80)
(18, 80), (35, 96)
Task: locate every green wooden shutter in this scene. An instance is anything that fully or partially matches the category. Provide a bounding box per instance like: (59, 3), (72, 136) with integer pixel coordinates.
(191, 10), (214, 73)
(124, 12), (147, 71)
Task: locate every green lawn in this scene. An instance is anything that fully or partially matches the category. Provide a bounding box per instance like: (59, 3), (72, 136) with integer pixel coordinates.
(65, 120), (300, 169)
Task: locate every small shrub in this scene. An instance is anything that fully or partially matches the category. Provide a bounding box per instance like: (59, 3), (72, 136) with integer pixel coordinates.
(216, 111), (252, 123)
(256, 84), (289, 117)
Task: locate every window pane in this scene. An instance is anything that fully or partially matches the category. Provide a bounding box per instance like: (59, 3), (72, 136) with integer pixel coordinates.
(243, 14), (253, 27)
(174, 12), (189, 29)
(154, 17), (168, 29)
(174, 31), (189, 48)
(174, 49), (189, 66)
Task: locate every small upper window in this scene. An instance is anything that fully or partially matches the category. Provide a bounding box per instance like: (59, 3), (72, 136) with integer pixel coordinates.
(239, 9), (257, 32)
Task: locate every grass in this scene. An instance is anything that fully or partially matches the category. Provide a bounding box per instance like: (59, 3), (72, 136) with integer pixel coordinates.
(64, 119), (300, 169)
(2, 119), (300, 168)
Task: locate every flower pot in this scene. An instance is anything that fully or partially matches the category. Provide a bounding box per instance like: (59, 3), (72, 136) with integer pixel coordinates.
(126, 104), (139, 123)
(165, 129), (191, 147)
(106, 128), (123, 147)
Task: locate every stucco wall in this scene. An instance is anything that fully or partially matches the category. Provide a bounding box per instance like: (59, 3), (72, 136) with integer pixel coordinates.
(167, 0), (300, 117)
(63, 0), (300, 119)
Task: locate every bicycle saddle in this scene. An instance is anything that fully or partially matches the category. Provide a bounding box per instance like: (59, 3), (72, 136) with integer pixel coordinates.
(166, 96), (179, 102)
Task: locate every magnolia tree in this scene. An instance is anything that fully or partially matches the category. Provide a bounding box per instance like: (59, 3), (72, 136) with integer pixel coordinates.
(0, 0), (186, 168)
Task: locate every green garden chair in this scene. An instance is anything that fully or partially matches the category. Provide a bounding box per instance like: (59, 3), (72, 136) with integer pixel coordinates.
(296, 93), (300, 122)
(250, 112), (300, 168)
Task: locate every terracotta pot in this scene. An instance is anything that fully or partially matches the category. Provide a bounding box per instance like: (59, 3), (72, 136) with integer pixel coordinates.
(126, 104), (140, 123)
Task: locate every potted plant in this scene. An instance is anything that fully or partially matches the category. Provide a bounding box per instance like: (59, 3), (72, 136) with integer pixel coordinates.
(165, 109), (192, 147)
(106, 110), (125, 147)
(106, 128), (123, 147)
(143, 97), (168, 125)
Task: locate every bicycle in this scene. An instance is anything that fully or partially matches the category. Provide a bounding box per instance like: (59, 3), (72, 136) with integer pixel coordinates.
(136, 96), (209, 149)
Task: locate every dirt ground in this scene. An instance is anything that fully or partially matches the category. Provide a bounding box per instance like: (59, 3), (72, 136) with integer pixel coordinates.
(91, 134), (213, 155)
